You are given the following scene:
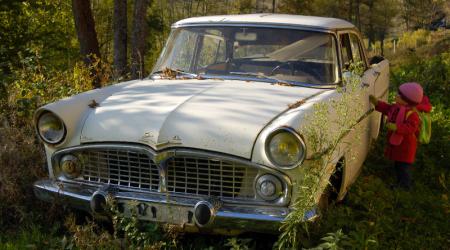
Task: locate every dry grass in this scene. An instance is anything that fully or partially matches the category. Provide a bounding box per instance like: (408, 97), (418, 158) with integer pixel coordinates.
(0, 121), (50, 230)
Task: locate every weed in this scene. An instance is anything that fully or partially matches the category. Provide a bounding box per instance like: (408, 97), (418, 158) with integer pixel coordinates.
(277, 62), (365, 249)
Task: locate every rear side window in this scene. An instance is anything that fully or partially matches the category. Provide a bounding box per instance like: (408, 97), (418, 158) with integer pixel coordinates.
(340, 34), (352, 70)
(349, 34), (363, 64)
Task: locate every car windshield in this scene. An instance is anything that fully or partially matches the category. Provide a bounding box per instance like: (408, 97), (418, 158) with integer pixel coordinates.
(152, 26), (338, 85)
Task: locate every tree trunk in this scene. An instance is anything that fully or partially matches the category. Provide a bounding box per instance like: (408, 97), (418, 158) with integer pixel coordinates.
(72, 0), (101, 88)
(131, 0), (150, 79)
(348, 0), (353, 22)
(114, 0), (128, 77)
(355, 0), (361, 30)
(366, 0), (375, 50)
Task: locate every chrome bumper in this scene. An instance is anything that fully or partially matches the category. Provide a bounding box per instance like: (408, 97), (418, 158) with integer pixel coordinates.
(34, 179), (296, 234)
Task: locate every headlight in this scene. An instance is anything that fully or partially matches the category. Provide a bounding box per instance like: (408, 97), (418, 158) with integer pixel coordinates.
(37, 112), (66, 144)
(255, 174), (283, 201)
(266, 127), (306, 168)
(60, 154), (82, 179)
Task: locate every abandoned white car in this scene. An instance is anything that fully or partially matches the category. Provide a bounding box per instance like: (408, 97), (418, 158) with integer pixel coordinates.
(34, 14), (389, 234)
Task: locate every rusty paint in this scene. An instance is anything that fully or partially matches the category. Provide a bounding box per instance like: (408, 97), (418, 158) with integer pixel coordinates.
(272, 82), (294, 87)
(288, 99), (306, 109)
(161, 67), (178, 79)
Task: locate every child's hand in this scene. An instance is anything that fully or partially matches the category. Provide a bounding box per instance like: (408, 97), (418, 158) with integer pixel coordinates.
(386, 122), (397, 131)
(369, 95), (378, 106)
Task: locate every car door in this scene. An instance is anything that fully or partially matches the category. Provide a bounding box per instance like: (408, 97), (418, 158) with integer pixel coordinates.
(339, 32), (373, 186)
(367, 58), (390, 140)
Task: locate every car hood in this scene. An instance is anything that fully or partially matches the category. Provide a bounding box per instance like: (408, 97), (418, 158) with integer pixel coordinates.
(81, 79), (324, 158)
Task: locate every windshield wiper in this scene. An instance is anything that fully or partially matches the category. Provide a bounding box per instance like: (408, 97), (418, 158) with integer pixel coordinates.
(151, 68), (198, 79)
(228, 71), (296, 86)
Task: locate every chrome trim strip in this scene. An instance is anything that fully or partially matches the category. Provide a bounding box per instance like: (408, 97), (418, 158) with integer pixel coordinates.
(34, 179), (288, 233)
(51, 144), (292, 206)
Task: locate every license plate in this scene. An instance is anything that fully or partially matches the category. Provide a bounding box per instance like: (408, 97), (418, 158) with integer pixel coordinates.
(119, 200), (195, 225)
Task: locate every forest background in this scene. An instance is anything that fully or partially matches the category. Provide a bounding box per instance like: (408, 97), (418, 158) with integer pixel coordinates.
(0, 0), (449, 249)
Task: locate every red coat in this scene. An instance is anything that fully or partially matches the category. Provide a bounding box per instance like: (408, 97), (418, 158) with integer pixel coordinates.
(376, 101), (420, 163)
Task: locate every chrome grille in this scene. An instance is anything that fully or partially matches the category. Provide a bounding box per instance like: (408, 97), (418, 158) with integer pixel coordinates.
(77, 149), (159, 191)
(166, 156), (258, 199)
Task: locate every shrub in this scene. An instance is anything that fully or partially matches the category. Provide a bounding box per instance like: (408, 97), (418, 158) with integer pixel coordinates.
(391, 52), (450, 105)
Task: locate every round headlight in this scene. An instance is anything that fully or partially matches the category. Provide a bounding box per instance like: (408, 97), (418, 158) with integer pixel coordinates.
(60, 154), (81, 179)
(266, 127), (305, 168)
(256, 174), (283, 201)
(37, 112), (66, 144)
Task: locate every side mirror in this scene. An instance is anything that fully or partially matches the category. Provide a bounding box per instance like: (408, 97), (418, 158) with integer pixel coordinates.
(369, 55), (385, 65)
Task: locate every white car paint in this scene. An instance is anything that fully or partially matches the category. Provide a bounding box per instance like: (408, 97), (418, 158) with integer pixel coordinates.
(174, 13), (355, 30)
(80, 79), (324, 159)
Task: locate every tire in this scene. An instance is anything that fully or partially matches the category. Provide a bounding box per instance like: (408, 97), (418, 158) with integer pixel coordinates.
(318, 159), (344, 213)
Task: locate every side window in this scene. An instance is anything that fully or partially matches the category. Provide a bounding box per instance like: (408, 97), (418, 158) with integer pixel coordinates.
(349, 34), (363, 64)
(339, 33), (352, 70)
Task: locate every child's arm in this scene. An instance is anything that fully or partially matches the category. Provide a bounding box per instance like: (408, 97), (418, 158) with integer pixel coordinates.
(374, 100), (392, 116)
(395, 112), (420, 135)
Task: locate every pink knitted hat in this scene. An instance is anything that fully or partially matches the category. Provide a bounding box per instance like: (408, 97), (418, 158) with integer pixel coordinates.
(398, 82), (423, 105)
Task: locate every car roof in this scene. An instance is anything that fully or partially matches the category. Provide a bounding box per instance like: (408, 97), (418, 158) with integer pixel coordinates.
(173, 14), (355, 30)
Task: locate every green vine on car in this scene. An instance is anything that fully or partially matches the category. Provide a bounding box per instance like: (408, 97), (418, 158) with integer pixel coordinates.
(277, 62), (365, 249)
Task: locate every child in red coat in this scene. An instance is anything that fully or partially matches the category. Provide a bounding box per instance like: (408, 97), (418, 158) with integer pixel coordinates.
(369, 82), (424, 190)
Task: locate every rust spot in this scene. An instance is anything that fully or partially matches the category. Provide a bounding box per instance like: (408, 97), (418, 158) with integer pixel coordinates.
(288, 99), (306, 109)
(272, 82), (294, 87)
(160, 67), (178, 79)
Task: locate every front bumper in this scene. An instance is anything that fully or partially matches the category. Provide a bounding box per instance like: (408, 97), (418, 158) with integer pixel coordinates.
(34, 179), (296, 234)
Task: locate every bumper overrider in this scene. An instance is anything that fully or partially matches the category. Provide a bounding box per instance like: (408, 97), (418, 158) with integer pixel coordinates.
(34, 179), (291, 234)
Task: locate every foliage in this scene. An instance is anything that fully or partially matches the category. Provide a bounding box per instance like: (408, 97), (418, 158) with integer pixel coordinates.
(398, 29), (432, 49)
(306, 229), (351, 250)
(0, 0), (77, 79)
(60, 197), (185, 249)
(0, 125), (44, 228)
(63, 215), (122, 250)
(1, 49), (114, 123)
(225, 237), (254, 250)
(277, 62), (365, 249)
(391, 52), (450, 105)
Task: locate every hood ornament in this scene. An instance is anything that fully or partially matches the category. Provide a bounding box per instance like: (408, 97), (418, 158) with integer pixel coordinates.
(156, 135), (183, 148)
(88, 99), (100, 108)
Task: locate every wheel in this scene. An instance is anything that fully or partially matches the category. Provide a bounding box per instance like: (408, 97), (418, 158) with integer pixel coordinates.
(318, 184), (333, 213)
(318, 159), (344, 213)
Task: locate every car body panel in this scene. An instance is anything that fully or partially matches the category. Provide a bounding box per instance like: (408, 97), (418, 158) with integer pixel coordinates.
(80, 79), (324, 158)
